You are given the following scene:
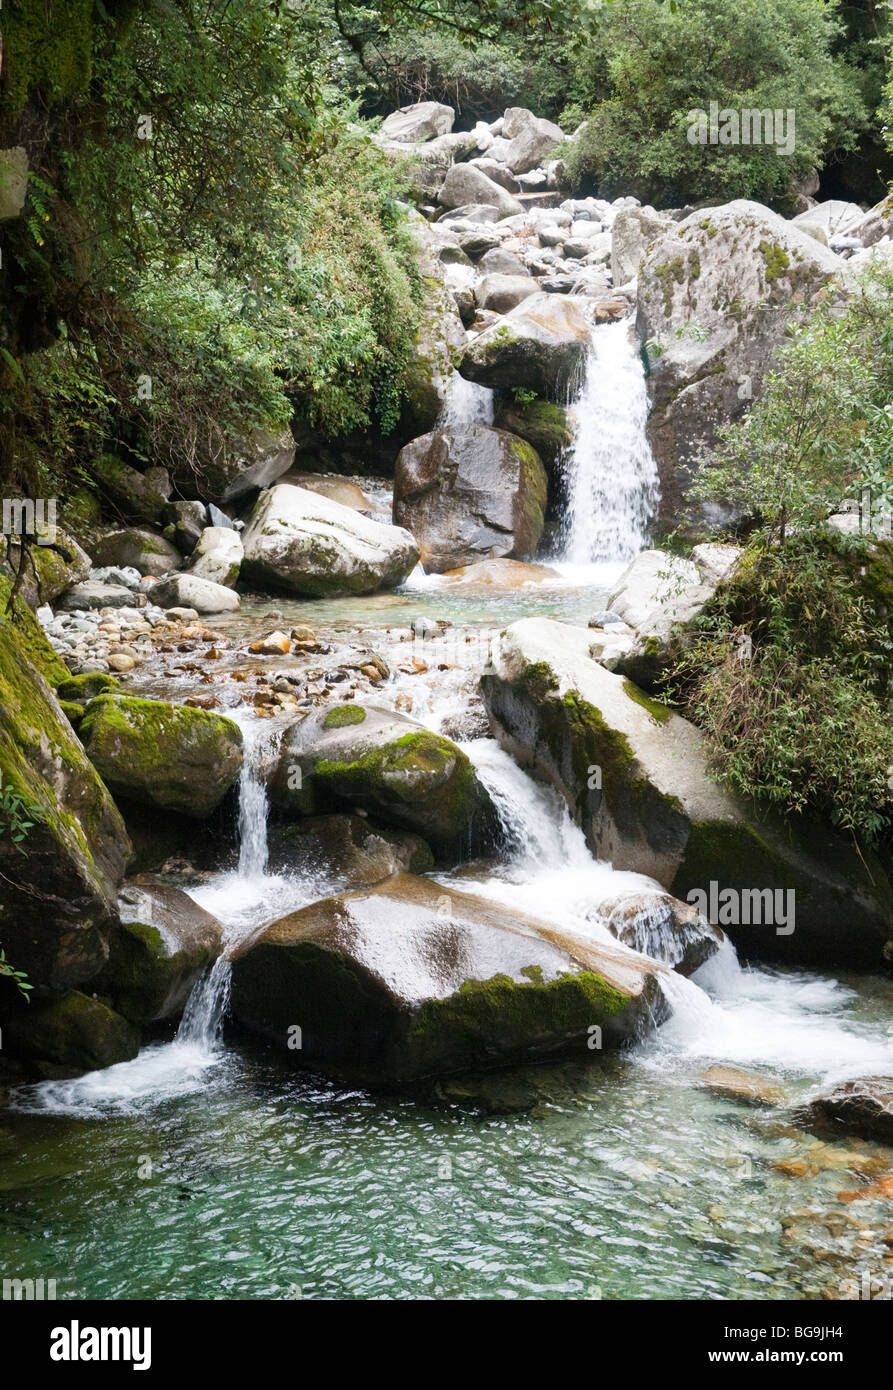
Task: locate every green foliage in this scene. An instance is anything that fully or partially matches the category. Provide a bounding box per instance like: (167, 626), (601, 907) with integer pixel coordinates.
(0, 948), (33, 1002)
(0, 777), (45, 849)
(693, 266), (893, 539)
(564, 0), (871, 205)
(665, 533), (893, 841)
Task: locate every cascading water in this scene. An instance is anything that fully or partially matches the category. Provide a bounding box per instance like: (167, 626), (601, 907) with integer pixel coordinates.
(438, 368), (494, 427)
(558, 317), (660, 570)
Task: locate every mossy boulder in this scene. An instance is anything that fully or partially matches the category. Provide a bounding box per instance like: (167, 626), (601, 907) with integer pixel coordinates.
(0, 576), (130, 993)
(481, 618), (893, 968)
(95, 881), (223, 1023)
(393, 424), (547, 573)
(458, 292), (590, 399)
(93, 527), (181, 578)
(267, 812), (433, 885)
(230, 872), (669, 1085)
(79, 694), (243, 818)
(1, 527), (91, 607)
(2, 990), (140, 1075)
(241, 484), (419, 597)
(271, 704), (495, 859)
(89, 453), (172, 524)
(493, 397), (572, 470)
(400, 212), (467, 436)
(57, 671), (120, 703)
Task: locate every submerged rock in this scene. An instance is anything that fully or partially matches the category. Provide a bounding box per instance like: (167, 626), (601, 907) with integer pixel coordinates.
(393, 424), (547, 573)
(481, 617), (893, 968)
(271, 703), (495, 858)
(459, 292), (590, 398)
(698, 1064), (786, 1107)
(230, 872), (669, 1085)
(598, 889), (722, 976)
(800, 1077), (893, 1146)
(96, 881), (223, 1023)
(79, 693), (243, 818)
(241, 484), (419, 597)
(0, 577), (130, 993)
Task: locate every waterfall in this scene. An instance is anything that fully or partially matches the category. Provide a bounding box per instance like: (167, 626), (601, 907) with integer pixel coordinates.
(438, 369), (494, 427)
(177, 717), (276, 1049)
(559, 317), (660, 566)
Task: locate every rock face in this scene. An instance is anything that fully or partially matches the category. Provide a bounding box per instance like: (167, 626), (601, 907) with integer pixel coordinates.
(611, 205), (674, 286)
(393, 425), (548, 573)
(187, 526), (243, 588)
(93, 527), (181, 578)
(481, 617), (893, 968)
(241, 484), (419, 597)
(801, 1077), (893, 1145)
(438, 163), (523, 220)
(459, 293), (590, 397)
(229, 872), (669, 1085)
(636, 200), (841, 527)
(380, 101), (455, 144)
(0, 580), (130, 993)
(2, 528), (91, 607)
(150, 573), (241, 613)
(400, 213), (467, 435)
(96, 882), (223, 1023)
(79, 693), (243, 818)
(267, 813), (433, 885)
(271, 703), (495, 858)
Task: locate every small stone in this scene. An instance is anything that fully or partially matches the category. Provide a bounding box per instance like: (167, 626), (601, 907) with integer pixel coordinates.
(107, 654), (137, 672)
(249, 631), (291, 656)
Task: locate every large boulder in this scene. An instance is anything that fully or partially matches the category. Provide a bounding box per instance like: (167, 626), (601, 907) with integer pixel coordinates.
(1, 528), (91, 607)
(79, 693), (243, 818)
(93, 527), (181, 578)
(438, 164), (523, 220)
(380, 101), (455, 144)
(481, 617), (893, 968)
(791, 200), (864, 246)
(0, 578), (130, 993)
(611, 205), (675, 286)
(172, 427), (296, 506)
(2, 991), (140, 1075)
(459, 292), (590, 398)
(187, 526), (243, 588)
(56, 580), (136, 612)
(636, 200), (841, 527)
(96, 881), (223, 1023)
(503, 110), (564, 174)
(267, 813), (433, 884)
(150, 573), (240, 613)
(393, 424), (547, 573)
(474, 273), (538, 314)
(165, 500), (208, 555)
(400, 213), (467, 435)
(90, 454), (172, 524)
(241, 484), (418, 597)
(230, 872), (669, 1085)
(597, 888), (722, 976)
(271, 702), (495, 857)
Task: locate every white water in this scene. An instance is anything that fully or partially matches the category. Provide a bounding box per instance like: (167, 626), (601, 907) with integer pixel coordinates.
(438, 368), (494, 427)
(558, 317), (660, 570)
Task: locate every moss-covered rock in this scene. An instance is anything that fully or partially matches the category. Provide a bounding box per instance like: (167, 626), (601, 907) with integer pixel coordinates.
(272, 704), (495, 860)
(393, 424), (548, 573)
(57, 671), (120, 703)
(493, 398), (572, 470)
(79, 694), (243, 818)
(482, 617), (893, 968)
(89, 454), (172, 524)
(93, 527), (181, 578)
(399, 211), (467, 437)
(0, 576), (130, 994)
(230, 872), (668, 1085)
(1, 528), (91, 607)
(95, 881), (223, 1023)
(458, 292), (590, 399)
(2, 990), (140, 1074)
